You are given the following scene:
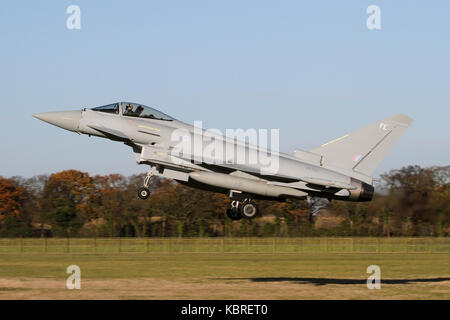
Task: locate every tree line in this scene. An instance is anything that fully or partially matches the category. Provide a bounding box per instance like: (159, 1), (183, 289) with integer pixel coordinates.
(0, 165), (448, 238)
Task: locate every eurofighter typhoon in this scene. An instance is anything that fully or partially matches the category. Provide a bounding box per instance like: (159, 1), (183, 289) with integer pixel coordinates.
(33, 102), (412, 220)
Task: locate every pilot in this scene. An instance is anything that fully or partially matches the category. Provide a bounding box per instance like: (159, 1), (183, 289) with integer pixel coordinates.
(124, 104), (133, 115)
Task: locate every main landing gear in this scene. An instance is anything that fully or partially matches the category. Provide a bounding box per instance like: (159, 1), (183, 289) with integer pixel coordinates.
(226, 198), (258, 220)
(138, 169), (153, 200)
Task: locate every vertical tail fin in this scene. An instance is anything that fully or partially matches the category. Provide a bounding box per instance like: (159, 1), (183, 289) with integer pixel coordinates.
(309, 114), (413, 177)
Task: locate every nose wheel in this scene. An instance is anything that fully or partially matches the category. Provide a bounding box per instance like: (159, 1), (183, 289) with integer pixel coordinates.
(138, 187), (150, 200)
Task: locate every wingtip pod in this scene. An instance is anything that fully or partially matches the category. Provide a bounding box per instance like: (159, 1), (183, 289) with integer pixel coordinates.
(388, 114), (413, 126)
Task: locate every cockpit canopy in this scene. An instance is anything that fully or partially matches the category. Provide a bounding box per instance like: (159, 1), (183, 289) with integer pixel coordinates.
(91, 102), (175, 121)
(121, 102), (175, 121)
(91, 103), (119, 114)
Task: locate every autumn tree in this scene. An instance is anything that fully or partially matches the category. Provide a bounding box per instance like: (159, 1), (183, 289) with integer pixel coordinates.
(148, 180), (229, 237)
(381, 165), (449, 236)
(0, 165), (447, 238)
(40, 170), (96, 236)
(0, 177), (30, 236)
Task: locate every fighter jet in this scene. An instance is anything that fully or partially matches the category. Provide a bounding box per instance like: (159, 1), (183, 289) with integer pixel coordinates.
(33, 102), (412, 220)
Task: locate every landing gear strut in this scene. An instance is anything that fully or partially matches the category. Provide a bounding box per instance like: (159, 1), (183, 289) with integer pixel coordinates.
(138, 168), (154, 200)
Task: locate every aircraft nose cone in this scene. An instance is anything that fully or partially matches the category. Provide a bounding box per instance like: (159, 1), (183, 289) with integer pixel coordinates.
(33, 110), (81, 132)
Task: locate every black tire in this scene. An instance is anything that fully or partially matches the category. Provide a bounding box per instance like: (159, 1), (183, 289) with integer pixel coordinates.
(138, 187), (150, 200)
(240, 200), (258, 219)
(226, 207), (242, 220)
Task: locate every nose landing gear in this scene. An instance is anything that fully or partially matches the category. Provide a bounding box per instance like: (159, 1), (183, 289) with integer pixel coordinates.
(138, 169), (153, 200)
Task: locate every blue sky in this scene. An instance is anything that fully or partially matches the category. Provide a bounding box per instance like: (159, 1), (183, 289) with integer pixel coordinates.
(1, 1), (449, 178)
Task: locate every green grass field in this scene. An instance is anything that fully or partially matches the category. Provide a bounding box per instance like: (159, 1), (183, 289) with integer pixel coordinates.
(0, 238), (449, 299)
(1, 237), (449, 254)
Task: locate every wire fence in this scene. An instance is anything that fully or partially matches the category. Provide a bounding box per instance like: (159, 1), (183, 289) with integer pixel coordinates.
(0, 237), (449, 254)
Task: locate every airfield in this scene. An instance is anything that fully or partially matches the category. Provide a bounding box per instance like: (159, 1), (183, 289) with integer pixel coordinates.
(0, 238), (449, 299)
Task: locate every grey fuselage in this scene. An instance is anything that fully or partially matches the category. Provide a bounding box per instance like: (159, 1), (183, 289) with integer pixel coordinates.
(34, 102), (376, 203)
